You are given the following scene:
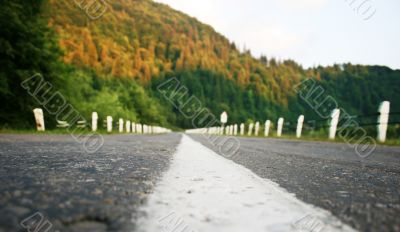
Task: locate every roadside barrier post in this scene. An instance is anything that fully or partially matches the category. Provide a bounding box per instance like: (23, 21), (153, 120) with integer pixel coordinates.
(377, 101), (390, 142)
(248, 123), (254, 136)
(264, 120), (271, 137)
(132, 122), (136, 133)
(106, 116), (113, 133)
(33, 108), (45, 131)
(92, 112), (98, 132)
(329, 109), (340, 140)
(119, 118), (124, 133)
(255, 122), (260, 136)
(240, 123), (245, 136)
(126, 120), (131, 133)
(296, 115), (304, 138)
(277, 118), (284, 137)
(137, 124), (142, 134)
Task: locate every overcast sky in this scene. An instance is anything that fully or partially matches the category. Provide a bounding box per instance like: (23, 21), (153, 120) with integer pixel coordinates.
(155, 0), (400, 70)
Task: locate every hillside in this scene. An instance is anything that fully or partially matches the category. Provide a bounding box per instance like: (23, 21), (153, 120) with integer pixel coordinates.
(1, 0), (399, 131)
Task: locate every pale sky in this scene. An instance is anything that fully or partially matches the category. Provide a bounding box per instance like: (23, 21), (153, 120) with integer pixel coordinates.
(155, 0), (400, 70)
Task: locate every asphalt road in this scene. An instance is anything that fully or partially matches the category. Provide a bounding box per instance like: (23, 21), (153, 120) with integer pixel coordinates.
(0, 134), (181, 232)
(1, 133), (399, 232)
(189, 134), (400, 232)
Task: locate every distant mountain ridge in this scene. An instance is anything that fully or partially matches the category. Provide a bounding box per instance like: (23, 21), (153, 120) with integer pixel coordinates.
(1, 0), (398, 129)
(47, 0), (399, 127)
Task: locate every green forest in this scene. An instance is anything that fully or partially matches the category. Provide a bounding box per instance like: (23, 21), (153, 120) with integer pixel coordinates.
(1, 0), (399, 133)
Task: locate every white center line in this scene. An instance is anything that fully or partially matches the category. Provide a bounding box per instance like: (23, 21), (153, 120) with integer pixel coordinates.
(136, 135), (357, 232)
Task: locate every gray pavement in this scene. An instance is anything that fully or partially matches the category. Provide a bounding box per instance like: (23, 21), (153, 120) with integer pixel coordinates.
(1, 133), (399, 232)
(189, 135), (400, 232)
(0, 133), (181, 232)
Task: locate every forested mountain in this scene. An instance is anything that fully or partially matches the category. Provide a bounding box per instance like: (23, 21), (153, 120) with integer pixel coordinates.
(1, 0), (399, 130)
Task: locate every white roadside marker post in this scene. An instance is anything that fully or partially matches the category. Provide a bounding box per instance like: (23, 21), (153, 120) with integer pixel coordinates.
(234, 124), (238, 136)
(229, 125), (234, 135)
(92, 112), (98, 132)
(126, 120), (131, 133)
(119, 118), (124, 133)
(220, 111), (228, 135)
(264, 120), (271, 137)
(106, 116), (113, 133)
(137, 124), (142, 134)
(329, 109), (340, 140)
(296, 115), (305, 138)
(132, 122), (136, 133)
(377, 101), (390, 143)
(277, 118), (284, 137)
(255, 122), (260, 136)
(248, 123), (254, 136)
(33, 108), (45, 131)
(240, 123), (245, 136)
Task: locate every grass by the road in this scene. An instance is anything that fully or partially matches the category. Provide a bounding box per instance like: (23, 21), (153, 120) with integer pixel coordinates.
(1, 129), (399, 146)
(0, 129), (144, 135)
(238, 132), (400, 146)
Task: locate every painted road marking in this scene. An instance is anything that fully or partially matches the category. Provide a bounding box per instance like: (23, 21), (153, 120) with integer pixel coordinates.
(136, 135), (356, 232)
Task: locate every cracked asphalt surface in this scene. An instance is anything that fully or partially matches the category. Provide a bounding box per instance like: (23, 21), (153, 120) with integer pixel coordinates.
(0, 133), (181, 232)
(189, 134), (400, 232)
